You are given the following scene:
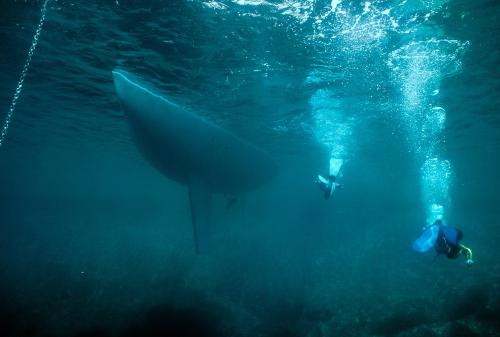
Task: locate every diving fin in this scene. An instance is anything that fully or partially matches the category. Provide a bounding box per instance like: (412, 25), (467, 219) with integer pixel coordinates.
(329, 158), (344, 177)
(412, 224), (439, 253)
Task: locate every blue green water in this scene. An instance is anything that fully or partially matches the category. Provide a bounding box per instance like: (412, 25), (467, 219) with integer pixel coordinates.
(0, 1), (499, 336)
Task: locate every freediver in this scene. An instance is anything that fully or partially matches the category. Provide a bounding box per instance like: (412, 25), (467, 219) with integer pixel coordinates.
(315, 174), (342, 200)
(316, 157), (344, 200)
(413, 219), (474, 266)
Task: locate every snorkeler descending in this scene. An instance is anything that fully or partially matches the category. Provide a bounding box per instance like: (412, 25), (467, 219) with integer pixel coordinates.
(315, 158), (343, 200)
(413, 219), (474, 266)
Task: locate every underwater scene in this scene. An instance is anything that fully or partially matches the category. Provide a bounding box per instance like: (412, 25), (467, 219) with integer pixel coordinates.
(0, 0), (499, 336)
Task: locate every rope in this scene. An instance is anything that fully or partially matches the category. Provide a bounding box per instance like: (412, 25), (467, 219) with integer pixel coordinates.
(0, 0), (50, 148)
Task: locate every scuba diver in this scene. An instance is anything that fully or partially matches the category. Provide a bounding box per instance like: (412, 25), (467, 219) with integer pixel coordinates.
(316, 157), (343, 200)
(413, 219), (474, 266)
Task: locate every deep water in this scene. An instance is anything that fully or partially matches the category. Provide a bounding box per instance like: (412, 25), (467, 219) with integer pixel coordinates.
(0, 1), (499, 337)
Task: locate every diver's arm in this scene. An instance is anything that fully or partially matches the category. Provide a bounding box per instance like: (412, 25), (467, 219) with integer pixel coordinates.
(460, 244), (474, 265)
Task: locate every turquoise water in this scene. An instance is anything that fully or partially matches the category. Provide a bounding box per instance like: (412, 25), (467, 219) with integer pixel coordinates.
(0, 1), (499, 336)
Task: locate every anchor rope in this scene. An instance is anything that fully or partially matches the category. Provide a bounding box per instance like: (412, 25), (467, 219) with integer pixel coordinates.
(0, 0), (50, 148)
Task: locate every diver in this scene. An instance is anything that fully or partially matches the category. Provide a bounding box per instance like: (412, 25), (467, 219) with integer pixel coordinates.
(413, 219), (474, 266)
(433, 220), (474, 265)
(316, 157), (344, 200)
(315, 174), (341, 200)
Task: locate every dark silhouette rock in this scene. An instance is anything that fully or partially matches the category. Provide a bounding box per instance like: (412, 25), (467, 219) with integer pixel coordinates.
(371, 309), (429, 336)
(121, 304), (218, 337)
(446, 285), (489, 321)
(73, 327), (111, 337)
